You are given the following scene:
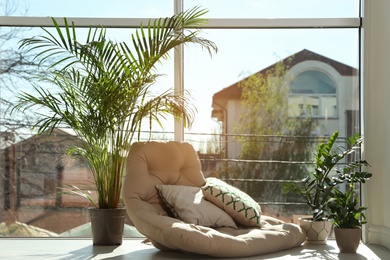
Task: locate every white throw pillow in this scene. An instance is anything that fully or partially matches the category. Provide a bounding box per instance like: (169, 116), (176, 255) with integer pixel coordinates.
(156, 184), (237, 229)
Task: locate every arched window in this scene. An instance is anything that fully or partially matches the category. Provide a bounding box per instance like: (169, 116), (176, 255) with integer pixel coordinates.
(289, 70), (337, 118)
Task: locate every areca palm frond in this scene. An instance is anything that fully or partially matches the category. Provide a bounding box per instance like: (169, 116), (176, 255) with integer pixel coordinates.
(12, 6), (217, 208)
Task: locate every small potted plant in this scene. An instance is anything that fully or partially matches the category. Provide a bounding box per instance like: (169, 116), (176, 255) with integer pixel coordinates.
(283, 131), (368, 244)
(11, 7), (217, 245)
(328, 169), (372, 253)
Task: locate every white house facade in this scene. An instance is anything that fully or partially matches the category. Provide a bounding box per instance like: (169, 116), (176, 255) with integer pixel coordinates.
(211, 49), (359, 159)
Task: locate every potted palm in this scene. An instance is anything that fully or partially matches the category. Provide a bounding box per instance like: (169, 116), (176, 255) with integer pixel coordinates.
(328, 170), (372, 253)
(11, 7), (217, 245)
(283, 131), (369, 244)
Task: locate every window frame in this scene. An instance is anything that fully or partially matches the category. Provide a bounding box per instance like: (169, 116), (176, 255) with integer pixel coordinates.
(289, 94), (338, 118)
(0, 0), (363, 238)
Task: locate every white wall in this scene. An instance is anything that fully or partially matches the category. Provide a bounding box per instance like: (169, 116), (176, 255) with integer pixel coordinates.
(226, 99), (242, 159)
(287, 61), (358, 137)
(363, 0), (390, 249)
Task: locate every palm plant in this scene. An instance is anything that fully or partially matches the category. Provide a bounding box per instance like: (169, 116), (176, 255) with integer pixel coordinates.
(12, 6), (217, 209)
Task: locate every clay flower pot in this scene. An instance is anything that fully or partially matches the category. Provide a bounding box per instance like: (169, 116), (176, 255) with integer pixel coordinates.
(299, 217), (333, 244)
(334, 227), (361, 253)
(89, 208), (126, 245)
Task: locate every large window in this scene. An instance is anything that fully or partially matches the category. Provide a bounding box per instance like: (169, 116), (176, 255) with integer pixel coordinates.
(0, 0), (361, 237)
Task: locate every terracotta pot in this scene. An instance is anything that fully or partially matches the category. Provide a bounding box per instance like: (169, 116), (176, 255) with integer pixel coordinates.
(334, 227), (361, 253)
(89, 207), (126, 245)
(299, 217), (333, 244)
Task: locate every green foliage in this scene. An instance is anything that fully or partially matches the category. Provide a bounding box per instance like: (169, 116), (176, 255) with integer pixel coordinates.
(235, 60), (292, 144)
(229, 58), (317, 204)
(11, 7), (217, 209)
(283, 131), (370, 221)
(328, 168), (372, 228)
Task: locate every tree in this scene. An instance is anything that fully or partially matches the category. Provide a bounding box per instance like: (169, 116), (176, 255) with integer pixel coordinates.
(198, 129), (223, 155)
(0, 1), (56, 229)
(227, 58), (317, 218)
(0, 0), (46, 135)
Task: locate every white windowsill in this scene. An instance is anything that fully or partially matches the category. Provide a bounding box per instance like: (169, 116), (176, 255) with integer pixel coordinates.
(0, 238), (389, 259)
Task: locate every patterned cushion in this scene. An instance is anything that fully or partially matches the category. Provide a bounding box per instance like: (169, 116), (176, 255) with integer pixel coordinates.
(156, 184), (238, 229)
(201, 177), (262, 227)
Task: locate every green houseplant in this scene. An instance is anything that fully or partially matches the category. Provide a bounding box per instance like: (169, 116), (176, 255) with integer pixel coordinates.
(283, 131), (369, 244)
(11, 7), (217, 245)
(328, 170), (372, 253)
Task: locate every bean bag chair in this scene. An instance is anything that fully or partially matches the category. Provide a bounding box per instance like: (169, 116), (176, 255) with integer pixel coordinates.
(122, 141), (306, 258)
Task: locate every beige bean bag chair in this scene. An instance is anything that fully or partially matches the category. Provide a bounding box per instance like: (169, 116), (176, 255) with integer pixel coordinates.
(122, 141), (306, 258)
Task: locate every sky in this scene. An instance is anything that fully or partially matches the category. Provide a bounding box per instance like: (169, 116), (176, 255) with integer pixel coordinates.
(11, 0), (359, 19)
(4, 0), (360, 144)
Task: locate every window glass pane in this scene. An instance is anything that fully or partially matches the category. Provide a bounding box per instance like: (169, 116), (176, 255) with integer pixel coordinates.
(4, 0), (172, 18)
(306, 96), (321, 116)
(0, 25), (172, 237)
(185, 28), (359, 221)
(322, 96), (338, 117)
(6, 0), (360, 19)
(185, 0), (360, 18)
(288, 96), (304, 117)
(1, 2), (361, 238)
(290, 70), (336, 94)
(185, 28), (358, 134)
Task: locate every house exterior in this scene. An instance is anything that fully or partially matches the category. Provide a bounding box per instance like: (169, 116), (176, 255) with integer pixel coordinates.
(0, 128), (96, 234)
(211, 49), (359, 159)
